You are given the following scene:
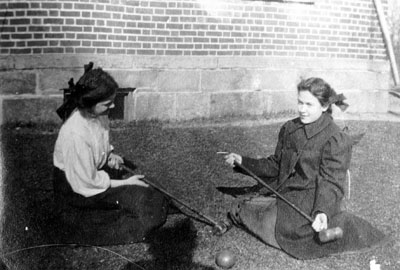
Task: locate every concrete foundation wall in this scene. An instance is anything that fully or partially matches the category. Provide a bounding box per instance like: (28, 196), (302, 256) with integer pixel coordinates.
(0, 54), (392, 124)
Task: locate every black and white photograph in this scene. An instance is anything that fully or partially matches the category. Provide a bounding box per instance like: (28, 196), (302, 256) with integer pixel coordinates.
(0, 0), (399, 269)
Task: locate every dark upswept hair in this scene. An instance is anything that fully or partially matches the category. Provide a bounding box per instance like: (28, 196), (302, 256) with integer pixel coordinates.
(56, 63), (119, 121)
(75, 67), (118, 109)
(297, 77), (348, 114)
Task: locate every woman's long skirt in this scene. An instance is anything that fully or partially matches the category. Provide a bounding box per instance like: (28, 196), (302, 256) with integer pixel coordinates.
(230, 195), (280, 249)
(229, 194), (387, 259)
(53, 167), (168, 245)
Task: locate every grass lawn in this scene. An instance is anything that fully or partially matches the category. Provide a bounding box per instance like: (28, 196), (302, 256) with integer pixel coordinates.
(1, 117), (399, 270)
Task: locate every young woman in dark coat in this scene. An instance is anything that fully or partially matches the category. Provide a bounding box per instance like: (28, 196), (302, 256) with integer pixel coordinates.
(223, 77), (386, 259)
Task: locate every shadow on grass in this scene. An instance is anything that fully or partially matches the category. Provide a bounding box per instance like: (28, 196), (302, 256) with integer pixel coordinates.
(122, 218), (215, 270)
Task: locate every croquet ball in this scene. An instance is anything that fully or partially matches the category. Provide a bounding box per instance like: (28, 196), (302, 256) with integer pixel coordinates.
(215, 250), (236, 269)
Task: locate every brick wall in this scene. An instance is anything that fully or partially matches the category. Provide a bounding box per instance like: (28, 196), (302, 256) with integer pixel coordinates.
(0, 0), (394, 124)
(0, 0), (388, 58)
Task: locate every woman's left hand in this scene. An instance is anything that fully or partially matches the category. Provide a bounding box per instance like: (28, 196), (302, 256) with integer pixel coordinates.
(108, 153), (124, 170)
(312, 213), (328, 232)
(224, 153), (242, 167)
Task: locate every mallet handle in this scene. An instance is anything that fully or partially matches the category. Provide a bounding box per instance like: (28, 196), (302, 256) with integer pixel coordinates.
(120, 164), (219, 227)
(234, 161), (314, 223)
(234, 162), (344, 242)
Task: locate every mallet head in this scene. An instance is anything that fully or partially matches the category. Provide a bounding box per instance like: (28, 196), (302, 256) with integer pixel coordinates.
(212, 220), (232, 236)
(318, 227), (343, 243)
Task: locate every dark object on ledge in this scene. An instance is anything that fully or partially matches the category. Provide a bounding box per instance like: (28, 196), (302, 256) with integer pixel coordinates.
(57, 86), (135, 121)
(110, 87), (136, 120)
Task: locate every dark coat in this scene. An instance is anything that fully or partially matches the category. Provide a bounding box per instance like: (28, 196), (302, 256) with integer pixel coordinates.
(240, 113), (385, 259)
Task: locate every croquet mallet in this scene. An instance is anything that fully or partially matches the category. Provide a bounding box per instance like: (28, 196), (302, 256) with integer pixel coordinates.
(120, 164), (229, 235)
(233, 161), (343, 243)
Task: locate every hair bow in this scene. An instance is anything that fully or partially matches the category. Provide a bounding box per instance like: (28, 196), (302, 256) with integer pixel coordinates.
(329, 93), (349, 112)
(56, 62), (94, 121)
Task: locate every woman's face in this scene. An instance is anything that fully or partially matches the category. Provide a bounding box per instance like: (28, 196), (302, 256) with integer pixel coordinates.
(91, 94), (116, 116)
(297, 90), (328, 124)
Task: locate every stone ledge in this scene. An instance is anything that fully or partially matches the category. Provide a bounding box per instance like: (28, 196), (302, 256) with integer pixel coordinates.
(3, 54), (392, 72)
(0, 71), (37, 95)
(1, 96), (63, 125)
(133, 92), (176, 121)
(344, 89), (389, 113)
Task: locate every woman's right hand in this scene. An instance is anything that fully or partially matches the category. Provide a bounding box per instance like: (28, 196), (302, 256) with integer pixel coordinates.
(312, 213), (328, 232)
(224, 153), (242, 167)
(126, 175), (149, 187)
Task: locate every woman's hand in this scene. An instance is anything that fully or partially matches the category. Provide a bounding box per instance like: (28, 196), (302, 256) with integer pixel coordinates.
(312, 213), (328, 232)
(224, 153), (242, 167)
(108, 153), (124, 170)
(125, 175), (149, 187)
